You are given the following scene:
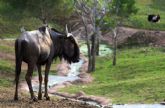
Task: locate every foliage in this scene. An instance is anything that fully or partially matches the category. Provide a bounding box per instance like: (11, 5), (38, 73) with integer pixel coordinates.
(101, 0), (138, 29)
(1, 0), (74, 24)
(111, 0), (138, 17)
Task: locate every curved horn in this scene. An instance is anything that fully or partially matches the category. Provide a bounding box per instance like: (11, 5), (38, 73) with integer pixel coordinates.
(66, 24), (69, 36)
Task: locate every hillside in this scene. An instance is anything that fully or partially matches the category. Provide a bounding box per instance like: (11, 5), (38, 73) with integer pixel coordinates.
(0, 0), (164, 38)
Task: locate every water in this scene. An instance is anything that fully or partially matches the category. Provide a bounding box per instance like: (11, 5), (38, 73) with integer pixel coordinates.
(113, 104), (165, 108)
(80, 44), (112, 56)
(33, 59), (84, 91)
(67, 59), (84, 77)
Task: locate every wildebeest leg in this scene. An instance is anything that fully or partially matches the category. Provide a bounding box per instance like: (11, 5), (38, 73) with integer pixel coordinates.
(14, 59), (22, 100)
(37, 65), (42, 100)
(44, 62), (51, 100)
(25, 63), (37, 101)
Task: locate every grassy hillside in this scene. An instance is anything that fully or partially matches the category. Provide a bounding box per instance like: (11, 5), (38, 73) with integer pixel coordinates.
(60, 46), (165, 104)
(125, 0), (165, 30)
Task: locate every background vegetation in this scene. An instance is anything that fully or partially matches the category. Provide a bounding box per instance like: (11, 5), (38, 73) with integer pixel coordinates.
(0, 0), (164, 38)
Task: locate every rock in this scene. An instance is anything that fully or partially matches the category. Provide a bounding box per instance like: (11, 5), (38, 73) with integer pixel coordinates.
(75, 91), (86, 98)
(56, 62), (70, 76)
(48, 84), (66, 93)
(63, 81), (72, 87)
(80, 62), (88, 72)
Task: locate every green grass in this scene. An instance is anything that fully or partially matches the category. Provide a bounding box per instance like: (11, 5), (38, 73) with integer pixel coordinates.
(125, 0), (165, 30)
(59, 47), (165, 104)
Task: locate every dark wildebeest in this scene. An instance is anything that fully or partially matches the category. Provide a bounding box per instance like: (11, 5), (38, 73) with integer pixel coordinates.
(148, 14), (160, 23)
(14, 25), (80, 101)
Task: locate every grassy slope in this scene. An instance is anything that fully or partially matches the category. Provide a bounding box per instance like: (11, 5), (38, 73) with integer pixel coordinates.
(0, 40), (15, 87)
(60, 47), (165, 104)
(125, 0), (165, 30)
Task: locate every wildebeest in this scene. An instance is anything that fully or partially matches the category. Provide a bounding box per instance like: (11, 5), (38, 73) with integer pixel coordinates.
(148, 14), (160, 23)
(14, 25), (80, 101)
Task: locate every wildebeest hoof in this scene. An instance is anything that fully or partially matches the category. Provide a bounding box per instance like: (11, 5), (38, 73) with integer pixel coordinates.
(32, 97), (38, 102)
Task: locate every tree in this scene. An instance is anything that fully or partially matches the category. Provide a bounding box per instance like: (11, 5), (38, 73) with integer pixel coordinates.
(101, 0), (137, 66)
(74, 0), (107, 72)
(74, 0), (137, 72)
(110, 0), (138, 66)
(3, 0), (74, 24)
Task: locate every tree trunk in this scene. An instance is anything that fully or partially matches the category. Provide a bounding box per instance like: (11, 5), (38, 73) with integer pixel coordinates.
(40, 5), (47, 24)
(96, 38), (100, 56)
(112, 28), (117, 66)
(81, 15), (93, 72)
(42, 18), (47, 24)
(91, 33), (96, 71)
(87, 34), (92, 72)
(96, 26), (100, 56)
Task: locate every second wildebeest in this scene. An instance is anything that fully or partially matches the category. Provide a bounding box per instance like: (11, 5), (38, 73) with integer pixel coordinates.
(14, 25), (80, 101)
(148, 14), (160, 23)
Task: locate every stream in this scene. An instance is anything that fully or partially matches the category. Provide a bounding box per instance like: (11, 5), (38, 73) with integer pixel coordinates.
(113, 104), (165, 108)
(32, 59), (84, 92)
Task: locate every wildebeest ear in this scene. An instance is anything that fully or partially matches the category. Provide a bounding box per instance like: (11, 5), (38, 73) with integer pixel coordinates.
(38, 26), (46, 34)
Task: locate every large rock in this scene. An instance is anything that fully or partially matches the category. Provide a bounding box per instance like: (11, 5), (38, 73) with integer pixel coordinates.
(56, 61), (70, 76)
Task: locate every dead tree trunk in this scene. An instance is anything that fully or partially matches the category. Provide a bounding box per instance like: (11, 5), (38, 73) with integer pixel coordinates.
(81, 15), (93, 72)
(112, 28), (117, 66)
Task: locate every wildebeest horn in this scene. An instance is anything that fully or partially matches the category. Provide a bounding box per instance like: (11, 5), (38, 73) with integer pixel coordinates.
(65, 24), (73, 37)
(20, 26), (26, 33)
(66, 24), (69, 36)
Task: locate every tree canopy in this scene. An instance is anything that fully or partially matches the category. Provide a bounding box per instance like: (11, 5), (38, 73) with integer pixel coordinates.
(1, 0), (74, 24)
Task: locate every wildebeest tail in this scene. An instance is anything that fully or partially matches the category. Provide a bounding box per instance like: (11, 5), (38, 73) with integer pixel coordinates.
(14, 39), (22, 83)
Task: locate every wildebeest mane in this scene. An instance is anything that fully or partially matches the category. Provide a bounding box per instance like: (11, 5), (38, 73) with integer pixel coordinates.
(38, 26), (80, 63)
(38, 26), (47, 34)
(49, 28), (65, 39)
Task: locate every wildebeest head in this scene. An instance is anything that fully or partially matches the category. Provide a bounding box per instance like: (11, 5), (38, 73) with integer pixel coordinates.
(49, 26), (80, 64)
(61, 36), (80, 63)
(63, 25), (80, 63)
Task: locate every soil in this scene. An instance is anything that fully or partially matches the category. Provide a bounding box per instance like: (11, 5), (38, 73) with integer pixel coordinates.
(102, 27), (165, 46)
(0, 87), (95, 108)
